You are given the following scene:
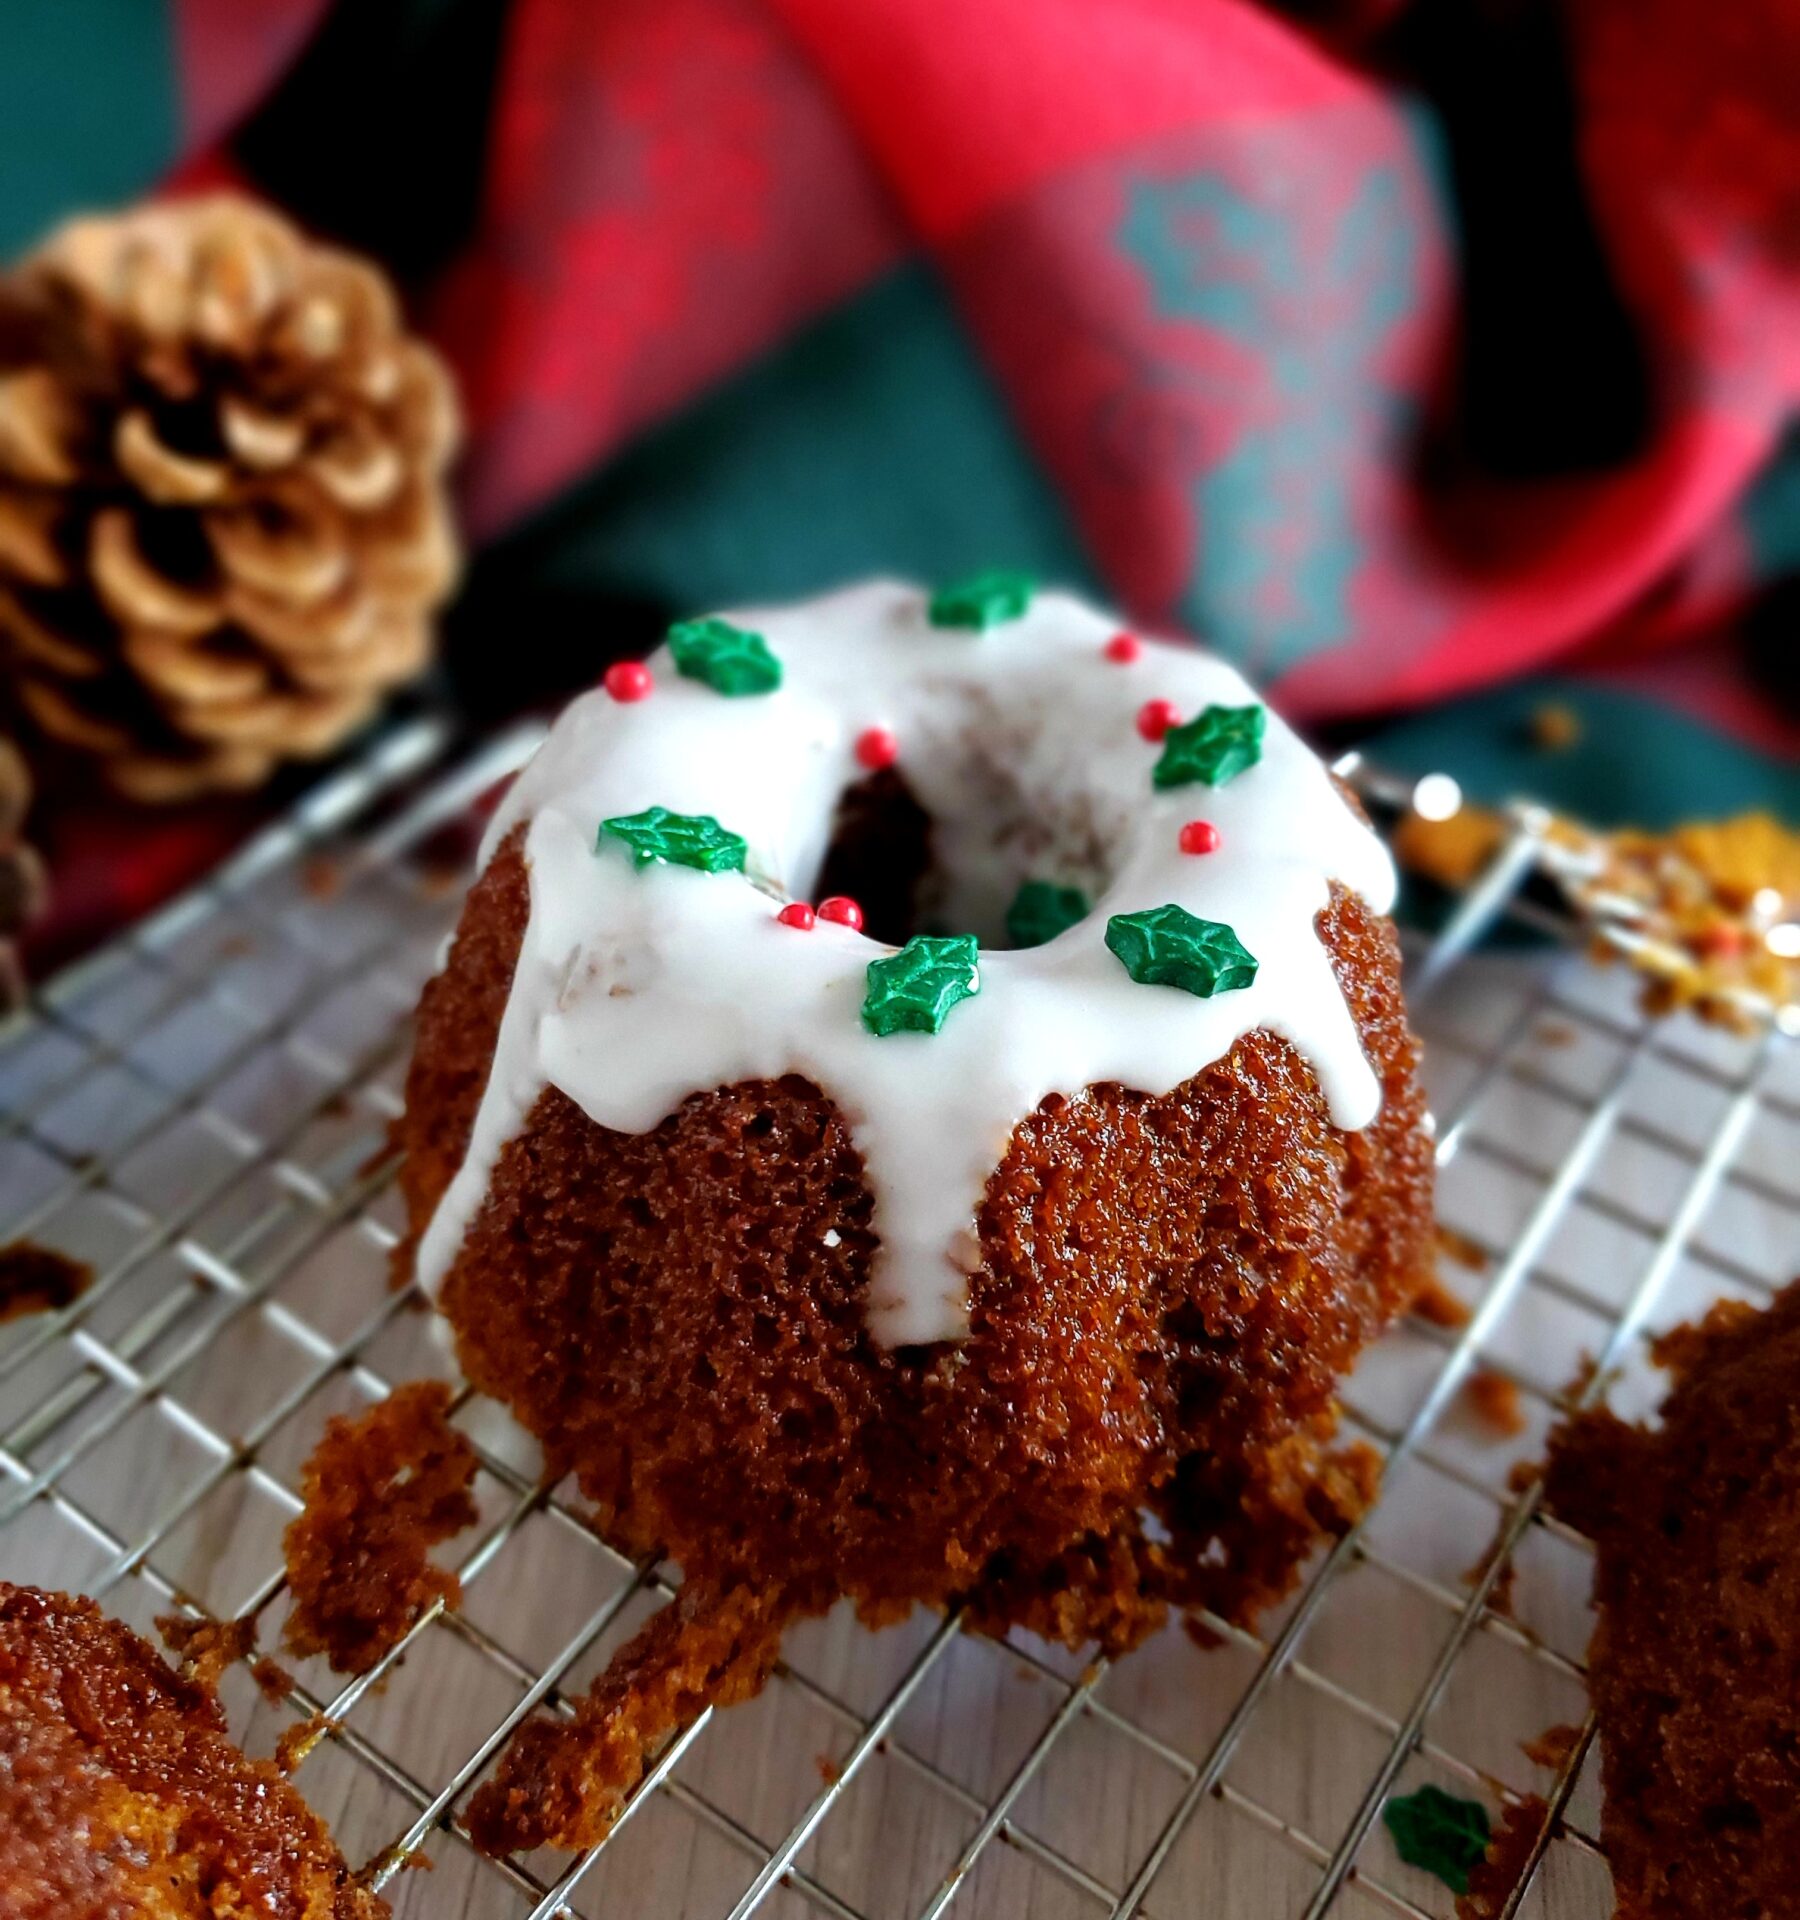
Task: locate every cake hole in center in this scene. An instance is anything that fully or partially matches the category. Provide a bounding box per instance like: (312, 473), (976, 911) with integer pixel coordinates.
(813, 758), (1117, 951)
(813, 770), (933, 948)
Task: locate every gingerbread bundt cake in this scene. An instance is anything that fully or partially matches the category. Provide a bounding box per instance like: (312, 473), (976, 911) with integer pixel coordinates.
(1544, 1282), (1800, 1915)
(396, 577), (1435, 1849)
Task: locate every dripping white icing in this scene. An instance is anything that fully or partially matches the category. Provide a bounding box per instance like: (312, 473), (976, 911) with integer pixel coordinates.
(416, 581), (1396, 1347)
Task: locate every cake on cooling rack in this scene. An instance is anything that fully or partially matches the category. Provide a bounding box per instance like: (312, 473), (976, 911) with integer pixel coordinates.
(0, 1583), (386, 1918)
(1545, 1281), (1800, 1917)
(394, 577), (1435, 1851)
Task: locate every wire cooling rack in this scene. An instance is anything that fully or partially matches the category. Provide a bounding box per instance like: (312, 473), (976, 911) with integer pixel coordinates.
(2, 719), (1796, 1920)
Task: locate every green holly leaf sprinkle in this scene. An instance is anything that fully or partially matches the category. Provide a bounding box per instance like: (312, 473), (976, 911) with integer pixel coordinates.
(1152, 702), (1266, 789)
(1006, 880), (1090, 949)
(667, 616), (783, 695)
(927, 570), (1034, 630)
(1104, 905), (1257, 998)
(1382, 1786), (1491, 1895)
(599, 806), (746, 873)
(862, 934), (981, 1037)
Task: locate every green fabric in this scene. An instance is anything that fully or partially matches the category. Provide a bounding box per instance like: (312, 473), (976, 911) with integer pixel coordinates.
(1361, 677), (1800, 828)
(0, 1), (177, 258)
(464, 263), (1099, 626)
(1741, 425), (1800, 580)
(453, 266), (1796, 843)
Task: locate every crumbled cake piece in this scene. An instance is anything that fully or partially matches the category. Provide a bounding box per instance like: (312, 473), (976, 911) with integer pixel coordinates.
(469, 1582), (788, 1855)
(1457, 1796), (1551, 1919)
(156, 1611), (256, 1690)
(1454, 1728), (1581, 1914)
(0, 1582), (386, 1919)
(1414, 1273), (1475, 1327)
(1590, 812), (1800, 1023)
(1397, 800), (1800, 1027)
(283, 1380), (479, 1674)
(1464, 1366), (1526, 1439)
(1528, 702), (1583, 752)
(1394, 800), (1510, 891)
(1545, 1282), (1800, 1916)
(1521, 1723), (1583, 1772)
(275, 1713), (339, 1776)
(0, 1240), (92, 1323)
(252, 1653), (297, 1702)
(1436, 1223), (1489, 1273)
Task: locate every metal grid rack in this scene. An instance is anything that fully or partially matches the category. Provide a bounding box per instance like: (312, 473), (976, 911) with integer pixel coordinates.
(2, 719), (1795, 1919)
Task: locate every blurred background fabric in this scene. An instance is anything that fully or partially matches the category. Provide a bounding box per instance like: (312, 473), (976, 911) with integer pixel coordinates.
(6, 0), (1798, 965)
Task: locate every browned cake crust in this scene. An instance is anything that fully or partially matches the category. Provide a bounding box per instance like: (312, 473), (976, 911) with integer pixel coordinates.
(0, 1583), (386, 1920)
(1545, 1284), (1800, 1918)
(399, 830), (1434, 1852)
(282, 1379), (480, 1675)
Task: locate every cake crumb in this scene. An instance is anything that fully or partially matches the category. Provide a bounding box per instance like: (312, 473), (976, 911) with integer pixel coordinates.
(1461, 1502), (1520, 1619)
(1463, 1367), (1526, 1439)
(1413, 1274), (1474, 1328)
(1521, 1722), (1583, 1773)
(1506, 1457), (1543, 1498)
(274, 1712), (337, 1774)
(251, 1654), (295, 1703)
(156, 1612), (256, 1690)
(1436, 1223), (1488, 1273)
(1394, 801), (1509, 891)
(1527, 702), (1582, 752)
(1456, 1794), (1550, 1919)
(1577, 811), (1800, 1025)
(415, 857), (465, 900)
(1477, 1551), (1518, 1618)
(301, 854), (342, 899)
(0, 1240), (92, 1323)
(282, 1380), (479, 1675)
(1401, 800), (1800, 1027)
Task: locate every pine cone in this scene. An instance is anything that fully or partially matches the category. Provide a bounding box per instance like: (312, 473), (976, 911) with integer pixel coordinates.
(0, 195), (459, 802)
(0, 736), (46, 1009)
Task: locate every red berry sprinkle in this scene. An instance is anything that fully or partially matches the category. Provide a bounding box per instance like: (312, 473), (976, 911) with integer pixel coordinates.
(818, 895), (864, 931)
(855, 726), (899, 771)
(603, 660), (653, 702)
(1137, 698), (1181, 742)
(777, 902), (817, 930)
(1179, 820), (1221, 856)
(1105, 632), (1142, 664)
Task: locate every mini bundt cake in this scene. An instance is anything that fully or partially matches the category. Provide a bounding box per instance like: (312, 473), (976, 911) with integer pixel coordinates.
(395, 577), (1435, 1850)
(1544, 1282), (1800, 1917)
(0, 1583), (386, 1919)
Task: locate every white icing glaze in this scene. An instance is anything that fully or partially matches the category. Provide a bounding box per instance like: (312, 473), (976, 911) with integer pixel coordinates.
(416, 581), (1396, 1347)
